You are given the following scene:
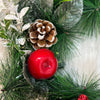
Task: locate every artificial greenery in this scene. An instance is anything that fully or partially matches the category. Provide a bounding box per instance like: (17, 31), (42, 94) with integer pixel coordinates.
(74, 0), (100, 36)
(0, 48), (48, 100)
(1, 52), (100, 100)
(50, 32), (80, 61)
(18, 0), (72, 23)
(18, 0), (81, 62)
(1, 0), (100, 100)
(54, 0), (83, 30)
(53, 0), (71, 10)
(47, 72), (100, 100)
(0, 49), (28, 100)
(33, 6), (81, 61)
(0, 20), (25, 55)
(1, 49), (100, 100)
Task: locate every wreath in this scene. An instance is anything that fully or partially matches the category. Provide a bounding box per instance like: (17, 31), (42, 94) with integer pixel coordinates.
(0, 0), (100, 100)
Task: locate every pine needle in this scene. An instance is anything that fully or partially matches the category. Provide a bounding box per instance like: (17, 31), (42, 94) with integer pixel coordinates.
(74, 0), (100, 36)
(46, 71), (100, 100)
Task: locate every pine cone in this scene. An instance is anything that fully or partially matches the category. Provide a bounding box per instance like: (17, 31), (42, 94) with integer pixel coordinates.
(29, 19), (57, 50)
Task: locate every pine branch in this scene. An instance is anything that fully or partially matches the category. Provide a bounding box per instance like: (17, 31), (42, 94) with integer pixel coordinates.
(74, 0), (100, 36)
(18, 0), (83, 62)
(46, 71), (100, 100)
(26, 5), (81, 62)
(0, 48), (48, 100)
(0, 49), (31, 100)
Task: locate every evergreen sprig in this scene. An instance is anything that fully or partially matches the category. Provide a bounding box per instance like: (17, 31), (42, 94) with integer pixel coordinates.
(44, 11), (81, 61)
(0, 48), (48, 100)
(25, 3), (81, 62)
(0, 49), (30, 100)
(47, 72), (100, 100)
(74, 0), (100, 36)
(1, 0), (100, 100)
(18, 0), (81, 62)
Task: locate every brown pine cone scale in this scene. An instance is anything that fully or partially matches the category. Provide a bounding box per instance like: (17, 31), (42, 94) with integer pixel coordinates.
(29, 19), (58, 50)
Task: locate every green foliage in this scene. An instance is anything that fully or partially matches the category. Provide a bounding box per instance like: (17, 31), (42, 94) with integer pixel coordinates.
(74, 0), (100, 36)
(50, 32), (80, 62)
(1, 52), (100, 100)
(50, 15), (80, 61)
(18, 0), (81, 62)
(2, 0), (100, 100)
(0, 48), (49, 100)
(0, 48), (47, 100)
(26, 5), (81, 62)
(0, 21), (26, 55)
(18, 0), (71, 23)
(0, 21), (11, 39)
(18, 0), (82, 61)
(54, 0), (71, 10)
(0, 28), (8, 39)
(0, 49), (29, 100)
(18, 0), (47, 23)
(47, 72), (100, 100)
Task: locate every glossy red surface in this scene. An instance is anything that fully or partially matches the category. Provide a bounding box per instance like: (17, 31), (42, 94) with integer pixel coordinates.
(28, 49), (57, 80)
(78, 94), (89, 100)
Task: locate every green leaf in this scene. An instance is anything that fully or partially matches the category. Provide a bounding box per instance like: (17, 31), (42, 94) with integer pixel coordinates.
(20, 51), (25, 55)
(7, 43), (12, 46)
(0, 28), (8, 39)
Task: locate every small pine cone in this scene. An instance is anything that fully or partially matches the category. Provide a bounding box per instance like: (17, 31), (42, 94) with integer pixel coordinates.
(29, 19), (58, 50)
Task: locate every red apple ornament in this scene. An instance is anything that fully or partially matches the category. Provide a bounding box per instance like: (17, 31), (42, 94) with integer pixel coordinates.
(28, 49), (58, 80)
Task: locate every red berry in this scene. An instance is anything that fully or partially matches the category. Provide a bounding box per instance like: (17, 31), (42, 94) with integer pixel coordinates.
(28, 49), (58, 80)
(78, 94), (89, 100)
